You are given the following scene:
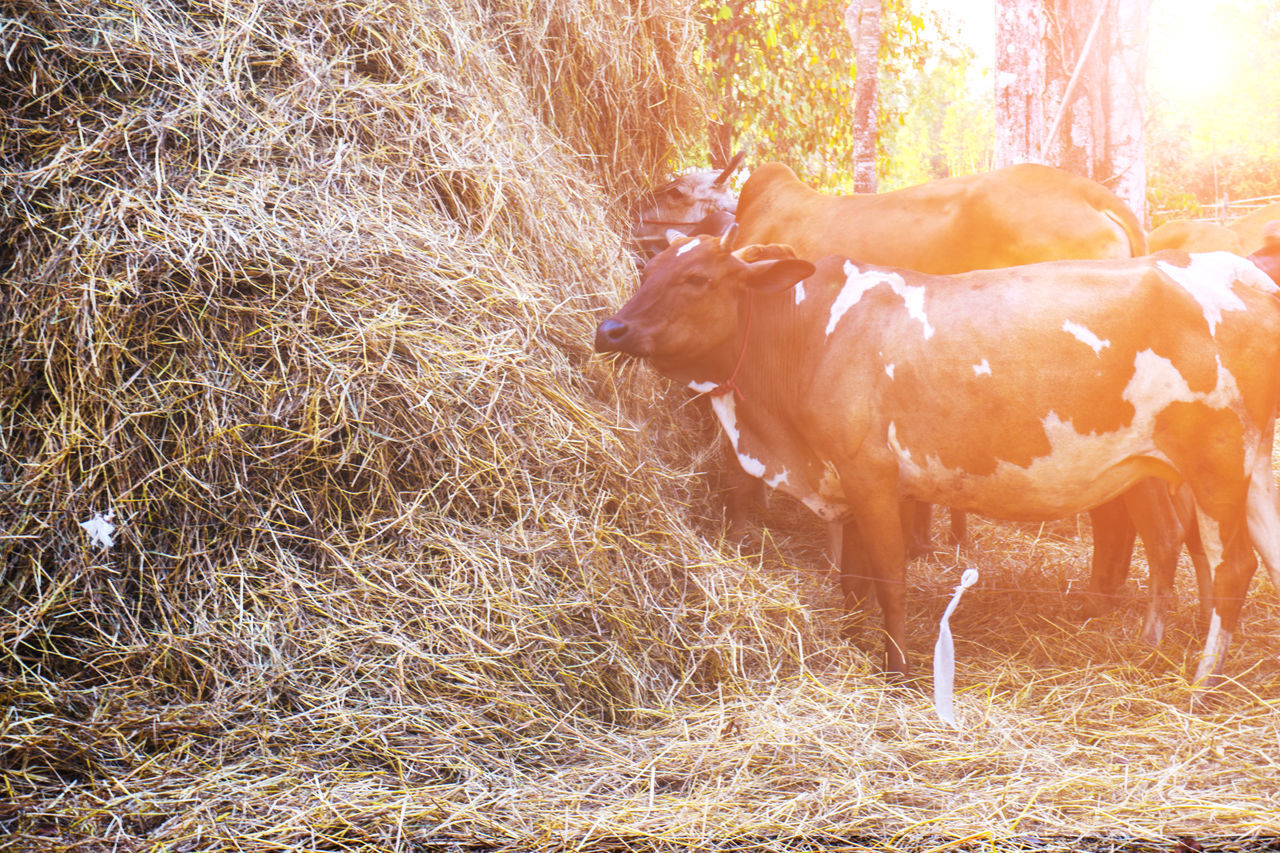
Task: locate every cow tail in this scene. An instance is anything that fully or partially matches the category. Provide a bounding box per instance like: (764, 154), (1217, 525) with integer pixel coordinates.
(1100, 198), (1148, 258)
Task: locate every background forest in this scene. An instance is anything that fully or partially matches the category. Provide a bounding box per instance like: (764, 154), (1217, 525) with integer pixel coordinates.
(695, 0), (1280, 221)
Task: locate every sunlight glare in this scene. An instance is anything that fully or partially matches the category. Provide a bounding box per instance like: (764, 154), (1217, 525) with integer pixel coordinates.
(1148, 1), (1233, 104)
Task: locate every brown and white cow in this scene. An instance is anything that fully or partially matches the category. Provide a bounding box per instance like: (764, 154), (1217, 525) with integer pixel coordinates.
(726, 161), (1199, 618)
(595, 233), (1280, 688)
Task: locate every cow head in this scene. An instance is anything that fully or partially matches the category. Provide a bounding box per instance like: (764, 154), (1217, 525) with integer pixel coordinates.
(1247, 220), (1280, 286)
(632, 151), (746, 261)
(596, 227), (814, 384)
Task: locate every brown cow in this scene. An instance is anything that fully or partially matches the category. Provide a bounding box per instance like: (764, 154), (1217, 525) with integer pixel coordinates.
(727, 162), (1199, 618)
(1230, 202), (1280, 255)
(1148, 220), (1242, 254)
(1247, 221), (1280, 284)
(596, 233), (1280, 689)
(733, 161), (1145, 271)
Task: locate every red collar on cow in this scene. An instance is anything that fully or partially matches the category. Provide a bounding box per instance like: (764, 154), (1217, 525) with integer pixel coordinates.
(714, 288), (755, 401)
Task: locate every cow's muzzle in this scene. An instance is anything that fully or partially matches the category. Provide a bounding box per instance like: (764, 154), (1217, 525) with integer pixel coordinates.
(594, 318), (637, 355)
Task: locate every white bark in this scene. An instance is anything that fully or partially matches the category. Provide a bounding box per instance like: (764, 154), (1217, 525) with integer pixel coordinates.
(994, 0), (1046, 167)
(846, 0), (880, 192)
(1107, 0), (1149, 223)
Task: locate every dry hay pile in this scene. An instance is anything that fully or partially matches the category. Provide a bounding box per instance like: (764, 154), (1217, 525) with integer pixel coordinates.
(4, 1), (1280, 851)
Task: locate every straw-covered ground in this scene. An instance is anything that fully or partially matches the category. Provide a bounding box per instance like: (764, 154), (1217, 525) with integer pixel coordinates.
(3, 1), (1280, 850)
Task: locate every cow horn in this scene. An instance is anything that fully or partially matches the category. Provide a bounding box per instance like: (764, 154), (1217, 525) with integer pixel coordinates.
(713, 150), (746, 187)
(720, 222), (738, 251)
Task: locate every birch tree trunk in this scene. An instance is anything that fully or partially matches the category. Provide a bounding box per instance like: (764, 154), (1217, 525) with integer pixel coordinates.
(994, 0), (1046, 167)
(846, 0), (880, 192)
(1045, 0), (1149, 225)
(995, 0), (1149, 224)
(1107, 0), (1149, 223)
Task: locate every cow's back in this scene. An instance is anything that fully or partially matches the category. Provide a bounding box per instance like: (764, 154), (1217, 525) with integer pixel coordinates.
(799, 253), (1280, 519)
(734, 162), (1145, 274)
(1149, 219), (1242, 254)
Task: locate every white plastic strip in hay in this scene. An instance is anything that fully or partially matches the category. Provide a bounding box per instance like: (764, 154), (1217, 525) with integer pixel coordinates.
(934, 567), (979, 727)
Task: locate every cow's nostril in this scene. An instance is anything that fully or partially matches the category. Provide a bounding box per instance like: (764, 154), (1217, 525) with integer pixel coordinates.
(594, 318), (631, 353)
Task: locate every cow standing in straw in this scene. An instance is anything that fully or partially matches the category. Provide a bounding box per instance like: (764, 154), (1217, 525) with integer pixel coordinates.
(596, 229), (1280, 691)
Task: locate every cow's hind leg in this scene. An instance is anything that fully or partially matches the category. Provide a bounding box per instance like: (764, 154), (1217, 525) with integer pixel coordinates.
(1123, 478), (1187, 646)
(1194, 522), (1257, 690)
(1083, 496), (1137, 618)
(1245, 447), (1280, 592)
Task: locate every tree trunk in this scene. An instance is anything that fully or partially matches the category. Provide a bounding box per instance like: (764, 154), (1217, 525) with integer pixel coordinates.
(994, 0), (1047, 167)
(1106, 0), (1149, 224)
(995, 0), (1149, 224)
(846, 0), (880, 192)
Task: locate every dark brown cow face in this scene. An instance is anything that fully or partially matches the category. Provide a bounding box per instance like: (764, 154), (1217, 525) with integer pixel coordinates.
(595, 234), (813, 382)
(632, 152), (745, 258)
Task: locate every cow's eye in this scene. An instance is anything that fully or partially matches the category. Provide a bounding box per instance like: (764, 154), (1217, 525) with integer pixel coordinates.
(684, 274), (711, 288)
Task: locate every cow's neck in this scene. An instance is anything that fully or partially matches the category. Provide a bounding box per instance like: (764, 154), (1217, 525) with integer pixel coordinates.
(714, 288), (808, 409)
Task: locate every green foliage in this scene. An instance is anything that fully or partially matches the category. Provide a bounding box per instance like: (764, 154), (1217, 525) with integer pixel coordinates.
(1146, 0), (1280, 220)
(694, 0), (989, 191)
(876, 12), (992, 189)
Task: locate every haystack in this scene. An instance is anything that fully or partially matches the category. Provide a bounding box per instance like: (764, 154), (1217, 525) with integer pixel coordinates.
(6, 1), (1280, 851)
(0, 0), (806, 844)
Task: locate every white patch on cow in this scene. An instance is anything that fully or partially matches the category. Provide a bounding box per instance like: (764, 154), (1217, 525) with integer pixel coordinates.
(675, 238), (699, 257)
(765, 468), (790, 489)
(794, 281), (806, 305)
(709, 393), (741, 452)
(799, 463), (847, 521)
(688, 380), (718, 394)
(1062, 321), (1110, 355)
(885, 363), (895, 380)
(888, 278), (935, 340)
(827, 262), (891, 337)
(973, 359), (991, 376)
(827, 262), (933, 340)
(887, 421), (912, 466)
(736, 451), (766, 478)
(1157, 252), (1258, 336)
(1195, 609), (1233, 684)
(1124, 349), (1241, 412)
(893, 348), (1252, 519)
(801, 494), (845, 522)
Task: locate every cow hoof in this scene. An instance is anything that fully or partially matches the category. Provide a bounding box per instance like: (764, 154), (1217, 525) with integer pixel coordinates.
(1075, 589), (1120, 620)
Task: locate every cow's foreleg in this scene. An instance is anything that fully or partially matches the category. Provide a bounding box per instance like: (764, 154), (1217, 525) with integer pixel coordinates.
(719, 433), (763, 540)
(839, 468), (911, 678)
(836, 520), (875, 623)
(948, 509), (968, 549)
(902, 500), (932, 557)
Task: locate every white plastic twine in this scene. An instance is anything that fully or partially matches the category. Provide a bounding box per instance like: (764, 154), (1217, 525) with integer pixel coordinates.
(933, 568), (980, 728)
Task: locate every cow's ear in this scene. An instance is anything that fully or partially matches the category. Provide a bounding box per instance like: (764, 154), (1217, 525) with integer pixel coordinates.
(743, 258), (815, 294)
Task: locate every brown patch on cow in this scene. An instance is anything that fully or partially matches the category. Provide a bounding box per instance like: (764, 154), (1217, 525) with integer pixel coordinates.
(1153, 400), (1247, 521)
